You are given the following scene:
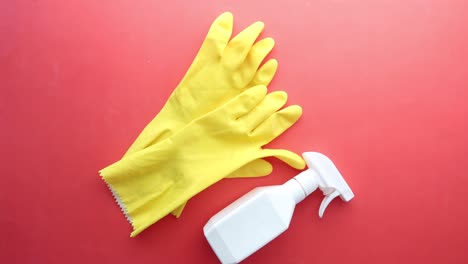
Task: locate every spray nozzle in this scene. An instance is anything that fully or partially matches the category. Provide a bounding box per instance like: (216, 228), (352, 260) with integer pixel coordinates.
(293, 152), (354, 218)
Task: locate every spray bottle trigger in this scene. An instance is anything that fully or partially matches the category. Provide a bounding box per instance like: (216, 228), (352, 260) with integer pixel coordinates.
(318, 190), (340, 218)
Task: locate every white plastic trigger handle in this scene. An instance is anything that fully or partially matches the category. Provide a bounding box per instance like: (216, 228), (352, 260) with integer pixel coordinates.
(319, 190), (340, 218)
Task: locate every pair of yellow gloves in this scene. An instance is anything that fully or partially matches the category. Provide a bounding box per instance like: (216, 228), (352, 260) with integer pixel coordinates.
(100, 12), (306, 237)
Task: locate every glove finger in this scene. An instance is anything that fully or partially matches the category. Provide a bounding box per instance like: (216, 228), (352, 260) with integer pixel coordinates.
(248, 59), (278, 87)
(250, 105), (303, 144)
(198, 12), (233, 60)
(171, 202), (187, 218)
(221, 21), (264, 68)
(239, 38), (275, 81)
(226, 159), (273, 178)
(239, 91), (287, 130)
(221, 85), (267, 119)
(260, 148), (306, 170)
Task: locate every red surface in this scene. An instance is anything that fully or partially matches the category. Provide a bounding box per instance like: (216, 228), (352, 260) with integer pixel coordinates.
(2, 1), (468, 263)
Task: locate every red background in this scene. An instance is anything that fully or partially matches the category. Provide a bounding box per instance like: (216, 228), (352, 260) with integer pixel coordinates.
(2, 0), (468, 263)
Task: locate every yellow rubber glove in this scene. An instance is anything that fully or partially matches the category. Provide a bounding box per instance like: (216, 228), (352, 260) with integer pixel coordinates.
(125, 12), (276, 155)
(100, 86), (305, 237)
(121, 12), (280, 216)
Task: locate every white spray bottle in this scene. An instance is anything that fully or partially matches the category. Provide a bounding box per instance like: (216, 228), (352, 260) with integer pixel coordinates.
(203, 152), (354, 264)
